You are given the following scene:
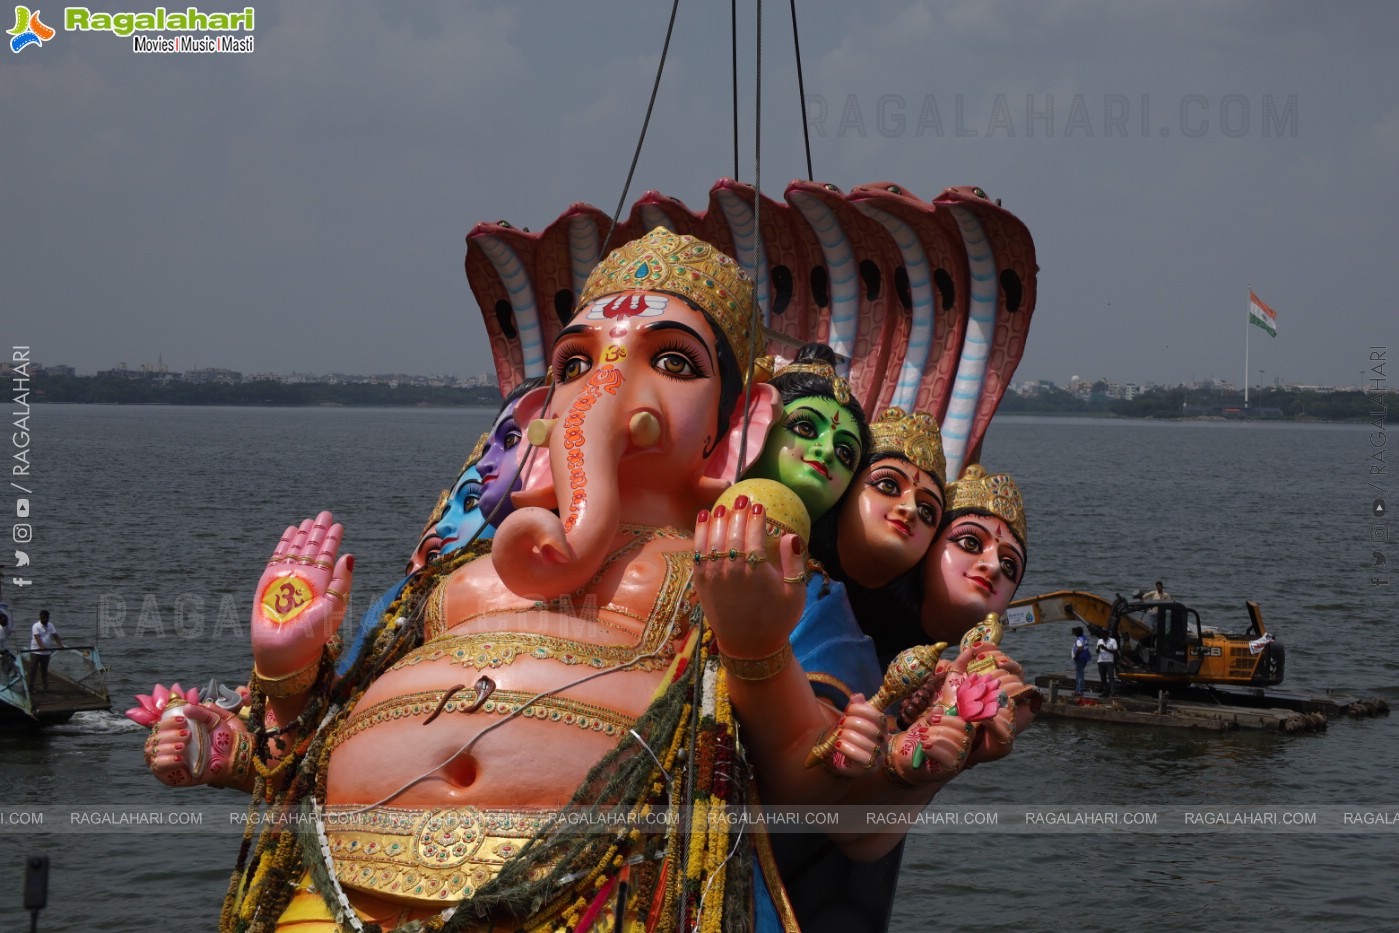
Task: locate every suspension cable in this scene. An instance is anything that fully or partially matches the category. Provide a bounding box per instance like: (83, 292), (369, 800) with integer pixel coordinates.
(735, 0), (764, 480)
(600, 0), (683, 257)
(789, 0), (814, 180)
(731, 0), (740, 179)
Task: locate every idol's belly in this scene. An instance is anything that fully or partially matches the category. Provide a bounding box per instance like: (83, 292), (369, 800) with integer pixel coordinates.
(326, 619), (666, 810)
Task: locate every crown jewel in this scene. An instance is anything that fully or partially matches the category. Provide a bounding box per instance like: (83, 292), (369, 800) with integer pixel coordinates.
(773, 360), (853, 406)
(867, 407), (946, 487)
(945, 464), (1027, 546)
(578, 227), (758, 375)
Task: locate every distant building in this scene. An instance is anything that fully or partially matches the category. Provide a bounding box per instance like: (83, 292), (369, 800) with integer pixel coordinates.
(182, 368), (243, 385)
(37, 363), (76, 377)
(97, 361), (180, 383)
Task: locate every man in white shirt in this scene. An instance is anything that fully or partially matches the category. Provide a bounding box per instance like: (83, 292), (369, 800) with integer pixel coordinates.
(1096, 633), (1119, 698)
(28, 610), (64, 692)
(1145, 581), (1170, 602)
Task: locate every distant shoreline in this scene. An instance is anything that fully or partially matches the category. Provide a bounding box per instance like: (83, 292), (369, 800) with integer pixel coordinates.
(25, 377), (1380, 424)
(28, 374), (507, 408)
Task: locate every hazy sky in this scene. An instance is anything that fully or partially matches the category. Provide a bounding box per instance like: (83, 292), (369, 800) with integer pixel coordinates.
(6, 1), (1396, 389)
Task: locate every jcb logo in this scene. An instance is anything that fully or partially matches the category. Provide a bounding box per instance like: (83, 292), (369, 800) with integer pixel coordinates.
(1190, 646), (1223, 657)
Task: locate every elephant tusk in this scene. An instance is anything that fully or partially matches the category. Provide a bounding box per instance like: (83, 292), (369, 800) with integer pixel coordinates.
(526, 418), (557, 447)
(629, 411), (661, 448)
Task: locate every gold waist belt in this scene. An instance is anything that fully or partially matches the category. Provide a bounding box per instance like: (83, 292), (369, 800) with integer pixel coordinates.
(324, 805), (557, 909)
(333, 687), (638, 749)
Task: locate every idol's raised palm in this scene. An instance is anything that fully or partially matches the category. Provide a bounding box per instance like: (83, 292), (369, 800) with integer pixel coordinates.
(250, 510), (354, 678)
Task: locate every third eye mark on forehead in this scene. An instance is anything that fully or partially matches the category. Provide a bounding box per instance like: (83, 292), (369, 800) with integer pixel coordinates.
(951, 518), (1025, 561)
(792, 405), (861, 452)
(874, 463), (940, 498)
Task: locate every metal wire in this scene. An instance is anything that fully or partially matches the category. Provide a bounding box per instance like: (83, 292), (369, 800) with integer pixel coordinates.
(600, 0), (683, 258)
(789, 0), (814, 180)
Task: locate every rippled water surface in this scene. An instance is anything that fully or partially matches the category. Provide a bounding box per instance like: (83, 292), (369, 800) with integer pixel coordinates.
(1, 408), (1393, 932)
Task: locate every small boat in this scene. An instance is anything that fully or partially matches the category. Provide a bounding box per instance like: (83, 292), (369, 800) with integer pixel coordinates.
(0, 644), (112, 727)
(1005, 589), (1285, 687)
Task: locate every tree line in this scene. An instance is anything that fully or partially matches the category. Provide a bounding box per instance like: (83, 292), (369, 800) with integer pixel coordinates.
(33, 374), (505, 407)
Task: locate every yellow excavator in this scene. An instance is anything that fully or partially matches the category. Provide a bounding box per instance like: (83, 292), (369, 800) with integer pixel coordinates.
(1004, 590), (1285, 687)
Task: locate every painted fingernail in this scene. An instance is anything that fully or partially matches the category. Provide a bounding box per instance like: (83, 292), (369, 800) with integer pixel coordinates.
(346, 555), (355, 572)
(752, 503), (764, 516)
(697, 509), (710, 523)
(174, 743), (184, 752)
(734, 495), (750, 510)
(791, 536), (804, 555)
(180, 730), (189, 738)
(714, 505), (727, 518)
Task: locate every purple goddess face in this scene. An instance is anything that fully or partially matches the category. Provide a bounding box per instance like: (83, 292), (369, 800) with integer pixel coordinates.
(474, 404), (526, 527)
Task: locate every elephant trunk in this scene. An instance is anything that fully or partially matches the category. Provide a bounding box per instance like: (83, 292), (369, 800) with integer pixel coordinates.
(493, 365), (637, 601)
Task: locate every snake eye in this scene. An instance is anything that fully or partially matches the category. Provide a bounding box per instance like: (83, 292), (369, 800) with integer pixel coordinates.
(824, 183), (841, 192)
(972, 187), (988, 200)
(886, 185), (902, 194)
(497, 220), (513, 228)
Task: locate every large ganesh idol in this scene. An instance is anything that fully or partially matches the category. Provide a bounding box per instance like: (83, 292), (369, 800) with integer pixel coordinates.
(216, 228), (844, 933)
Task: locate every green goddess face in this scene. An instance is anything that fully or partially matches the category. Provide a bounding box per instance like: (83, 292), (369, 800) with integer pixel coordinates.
(748, 395), (863, 522)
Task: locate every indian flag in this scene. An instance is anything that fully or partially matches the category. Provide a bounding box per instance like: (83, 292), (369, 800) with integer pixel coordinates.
(1249, 290), (1278, 337)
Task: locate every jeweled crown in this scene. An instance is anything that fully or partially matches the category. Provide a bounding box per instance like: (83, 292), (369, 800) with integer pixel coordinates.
(773, 359), (853, 406)
(578, 227), (758, 375)
(867, 407), (946, 487)
(944, 464), (1027, 546)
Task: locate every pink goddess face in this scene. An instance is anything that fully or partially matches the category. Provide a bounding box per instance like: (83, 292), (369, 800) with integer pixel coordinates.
(923, 514), (1026, 636)
(837, 456), (944, 588)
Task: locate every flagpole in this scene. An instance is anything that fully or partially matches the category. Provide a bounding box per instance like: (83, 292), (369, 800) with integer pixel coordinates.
(1244, 286), (1250, 412)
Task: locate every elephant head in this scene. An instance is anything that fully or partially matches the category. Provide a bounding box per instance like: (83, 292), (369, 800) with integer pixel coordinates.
(491, 228), (780, 600)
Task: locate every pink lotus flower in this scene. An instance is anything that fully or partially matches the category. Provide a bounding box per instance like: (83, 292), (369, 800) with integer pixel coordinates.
(950, 672), (1003, 722)
(125, 682), (201, 727)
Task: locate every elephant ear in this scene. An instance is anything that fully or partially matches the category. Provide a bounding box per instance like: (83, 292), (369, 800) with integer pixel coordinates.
(506, 383), (559, 511)
(698, 382), (782, 500)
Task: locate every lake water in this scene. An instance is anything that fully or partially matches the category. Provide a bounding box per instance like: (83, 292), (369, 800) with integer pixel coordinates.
(1, 406), (1394, 932)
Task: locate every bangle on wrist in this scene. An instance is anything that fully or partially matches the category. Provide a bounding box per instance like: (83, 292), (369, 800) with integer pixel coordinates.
(209, 729), (255, 788)
(253, 656), (321, 698)
(718, 642), (793, 681)
(882, 746), (917, 788)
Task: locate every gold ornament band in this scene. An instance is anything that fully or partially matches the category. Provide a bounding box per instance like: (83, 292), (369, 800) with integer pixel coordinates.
(324, 804), (558, 909)
(719, 642), (794, 681)
(253, 657), (321, 698)
(209, 728), (255, 789)
(944, 463), (1028, 546)
(774, 360), (853, 406)
(332, 687), (637, 748)
(578, 227), (757, 376)
(805, 726), (841, 771)
(868, 406), (946, 488)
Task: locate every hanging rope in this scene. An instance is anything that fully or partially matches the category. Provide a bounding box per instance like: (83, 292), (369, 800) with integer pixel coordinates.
(734, 0), (765, 481)
(600, 0), (683, 257)
(731, 0), (740, 179)
(789, 0), (814, 180)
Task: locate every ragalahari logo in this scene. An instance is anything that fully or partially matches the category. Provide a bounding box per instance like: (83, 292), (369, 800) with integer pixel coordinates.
(9, 5), (54, 52)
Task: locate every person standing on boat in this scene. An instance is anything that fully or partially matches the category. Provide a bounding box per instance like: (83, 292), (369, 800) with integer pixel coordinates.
(27, 609), (63, 693)
(1145, 581), (1170, 602)
(1095, 630), (1119, 698)
(1071, 625), (1091, 695)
